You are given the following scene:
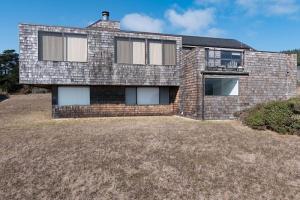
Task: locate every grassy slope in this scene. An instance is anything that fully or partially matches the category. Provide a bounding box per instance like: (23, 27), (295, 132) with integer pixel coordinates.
(0, 94), (300, 199)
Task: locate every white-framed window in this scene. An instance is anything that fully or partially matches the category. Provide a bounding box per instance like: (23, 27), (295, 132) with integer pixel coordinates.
(38, 32), (87, 62)
(115, 38), (176, 66)
(58, 86), (90, 106)
(116, 38), (145, 64)
(149, 41), (162, 65)
(205, 78), (239, 96)
(137, 87), (159, 105)
(149, 40), (176, 65)
(206, 49), (243, 69)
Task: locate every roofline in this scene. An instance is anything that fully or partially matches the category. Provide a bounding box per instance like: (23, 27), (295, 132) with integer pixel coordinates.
(119, 29), (249, 43)
(183, 44), (252, 50)
(183, 45), (253, 51)
(19, 23), (88, 30)
(120, 30), (252, 49)
(86, 19), (120, 28)
(19, 23), (253, 50)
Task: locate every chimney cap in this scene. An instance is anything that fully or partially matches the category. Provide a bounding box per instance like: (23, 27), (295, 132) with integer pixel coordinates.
(102, 11), (109, 15)
(102, 11), (110, 20)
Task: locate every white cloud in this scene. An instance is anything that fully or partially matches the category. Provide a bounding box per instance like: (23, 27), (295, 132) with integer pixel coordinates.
(120, 7), (225, 37)
(206, 28), (225, 37)
(165, 8), (216, 34)
(237, 0), (299, 16)
(236, 0), (257, 15)
(268, 0), (299, 15)
(121, 13), (164, 33)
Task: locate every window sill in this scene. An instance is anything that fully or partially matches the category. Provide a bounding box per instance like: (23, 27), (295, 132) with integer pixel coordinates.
(125, 104), (170, 106)
(39, 60), (88, 64)
(115, 63), (177, 67)
(205, 95), (239, 97)
(201, 70), (249, 76)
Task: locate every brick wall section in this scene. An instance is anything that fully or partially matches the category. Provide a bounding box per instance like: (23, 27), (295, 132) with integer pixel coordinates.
(180, 47), (297, 120)
(52, 86), (179, 118)
(19, 24), (182, 86)
(53, 104), (175, 118)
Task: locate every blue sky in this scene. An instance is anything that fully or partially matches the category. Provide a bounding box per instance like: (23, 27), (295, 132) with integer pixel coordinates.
(1, 0), (300, 52)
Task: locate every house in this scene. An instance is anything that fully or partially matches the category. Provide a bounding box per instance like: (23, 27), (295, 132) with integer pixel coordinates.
(19, 11), (297, 119)
(297, 66), (300, 81)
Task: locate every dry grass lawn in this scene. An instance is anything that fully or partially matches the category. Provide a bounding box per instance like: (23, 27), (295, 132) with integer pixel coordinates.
(1, 94), (300, 200)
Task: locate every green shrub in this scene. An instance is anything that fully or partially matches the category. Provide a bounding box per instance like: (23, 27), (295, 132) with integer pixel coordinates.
(241, 98), (300, 135)
(287, 98), (300, 114)
(263, 101), (294, 134)
(244, 105), (265, 130)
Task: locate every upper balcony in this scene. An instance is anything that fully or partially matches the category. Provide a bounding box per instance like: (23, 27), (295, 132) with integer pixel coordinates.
(205, 48), (245, 72)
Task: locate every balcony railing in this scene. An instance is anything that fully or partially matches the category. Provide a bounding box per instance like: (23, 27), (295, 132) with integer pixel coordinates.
(205, 49), (244, 72)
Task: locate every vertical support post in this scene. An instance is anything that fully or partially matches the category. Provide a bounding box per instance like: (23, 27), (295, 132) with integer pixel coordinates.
(202, 74), (205, 120)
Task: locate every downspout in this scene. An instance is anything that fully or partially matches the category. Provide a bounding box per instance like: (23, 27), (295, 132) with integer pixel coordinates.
(202, 74), (205, 120)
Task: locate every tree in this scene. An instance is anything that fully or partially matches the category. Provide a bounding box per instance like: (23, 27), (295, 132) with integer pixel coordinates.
(0, 50), (20, 93)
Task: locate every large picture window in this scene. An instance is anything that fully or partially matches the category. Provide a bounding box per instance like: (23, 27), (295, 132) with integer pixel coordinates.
(58, 86), (90, 106)
(125, 87), (170, 105)
(38, 32), (64, 61)
(149, 41), (162, 65)
(66, 34), (88, 62)
(115, 38), (176, 66)
(205, 78), (239, 96)
(206, 49), (242, 70)
(163, 41), (176, 65)
(116, 38), (145, 64)
(137, 87), (159, 105)
(38, 32), (87, 62)
(132, 40), (146, 64)
(149, 40), (176, 65)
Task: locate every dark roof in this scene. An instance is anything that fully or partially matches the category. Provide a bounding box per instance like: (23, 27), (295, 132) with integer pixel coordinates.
(23, 22), (253, 50)
(119, 30), (253, 50)
(182, 35), (253, 50)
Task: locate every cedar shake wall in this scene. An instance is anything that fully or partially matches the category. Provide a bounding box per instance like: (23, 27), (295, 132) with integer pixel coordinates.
(19, 24), (181, 86)
(203, 75), (244, 120)
(52, 86), (179, 118)
(19, 22), (297, 119)
(180, 47), (297, 120)
(241, 51), (297, 104)
(180, 48), (204, 118)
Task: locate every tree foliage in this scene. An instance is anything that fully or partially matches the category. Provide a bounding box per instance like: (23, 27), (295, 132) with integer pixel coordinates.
(0, 50), (20, 93)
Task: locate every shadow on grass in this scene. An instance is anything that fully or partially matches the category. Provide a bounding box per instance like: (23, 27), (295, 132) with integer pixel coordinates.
(0, 94), (8, 102)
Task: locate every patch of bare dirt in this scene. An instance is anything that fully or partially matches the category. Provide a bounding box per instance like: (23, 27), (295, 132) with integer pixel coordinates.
(0, 94), (300, 199)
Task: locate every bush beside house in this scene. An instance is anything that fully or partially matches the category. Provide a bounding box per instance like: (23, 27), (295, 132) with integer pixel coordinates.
(0, 50), (20, 93)
(238, 98), (300, 135)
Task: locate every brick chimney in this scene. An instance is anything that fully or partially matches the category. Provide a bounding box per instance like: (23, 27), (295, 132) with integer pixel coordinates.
(88, 10), (120, 31)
